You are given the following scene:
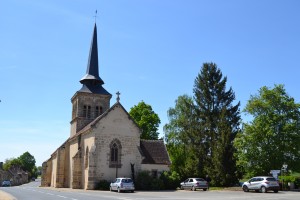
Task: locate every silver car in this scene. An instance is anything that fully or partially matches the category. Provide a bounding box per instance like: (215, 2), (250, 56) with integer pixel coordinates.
(242, 176), (279, 193)
(1, 180), (11, 187)
(110, 178), (135, 193)
(180, 178), (208, 191)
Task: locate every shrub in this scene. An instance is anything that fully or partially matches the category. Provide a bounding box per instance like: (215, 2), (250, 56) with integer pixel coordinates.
(294, 177), (300, 189)
(159, 171), (181, 190)
(135, 171), (153, 190)
(134, 170), (181, 190)
(151, 178), (164, 190)
(96, 180), (110, 190)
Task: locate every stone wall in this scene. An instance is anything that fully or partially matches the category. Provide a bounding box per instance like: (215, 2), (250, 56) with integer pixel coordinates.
(70, 93), (111, 137)
(0, 165), (28, 186)
(94, 105), (142, 182)
(82, 133), (96, 189)
(41, 159), (52, 187)
(72, 150), (82, 189)
(56, 147), (66, 188)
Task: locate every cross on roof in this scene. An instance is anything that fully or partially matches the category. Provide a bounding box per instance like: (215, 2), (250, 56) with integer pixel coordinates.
(116, 91), (121, 102)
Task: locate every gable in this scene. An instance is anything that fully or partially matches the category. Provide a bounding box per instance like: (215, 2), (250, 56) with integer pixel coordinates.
(72, 102), (141, 139)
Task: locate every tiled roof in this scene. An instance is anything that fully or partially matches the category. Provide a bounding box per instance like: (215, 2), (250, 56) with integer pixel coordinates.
(140, 139), (171, 165)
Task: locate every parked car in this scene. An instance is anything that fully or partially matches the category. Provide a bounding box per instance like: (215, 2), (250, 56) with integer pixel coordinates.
(180, 178), (208, 191)
(242, 176), (279, 193)
(110, 178), (135, 193)
(1, 180), (11, 187)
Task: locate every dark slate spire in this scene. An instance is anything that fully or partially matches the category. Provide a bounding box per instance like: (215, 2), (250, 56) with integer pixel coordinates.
(78, 23), (110, 95)
(80, 23), (104, 85)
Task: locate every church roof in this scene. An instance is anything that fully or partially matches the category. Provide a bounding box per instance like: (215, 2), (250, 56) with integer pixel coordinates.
(78, 23), (110, 95)
(140, 139), (171, 165)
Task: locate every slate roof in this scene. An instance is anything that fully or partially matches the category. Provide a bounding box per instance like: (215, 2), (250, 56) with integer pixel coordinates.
(140, 139), (171, 165)
(78, 23), (110, 95)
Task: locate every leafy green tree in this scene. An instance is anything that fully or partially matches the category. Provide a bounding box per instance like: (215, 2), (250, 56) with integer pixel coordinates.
(193, 63), (241, 186)
(235, 84), (300, 177)
(164, 95), (201, 178)
(18, 151), (36, 173)
(165, 63), (241, 186)
(2, 152), (37, 180)
(129, 101), (161, 140)
(3, 158), (21, 171)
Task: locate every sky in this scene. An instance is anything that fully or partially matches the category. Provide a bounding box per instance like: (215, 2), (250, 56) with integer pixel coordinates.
(1, 0), (300, 167)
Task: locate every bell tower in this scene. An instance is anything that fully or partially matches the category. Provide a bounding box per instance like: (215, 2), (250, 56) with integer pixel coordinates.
(70, 23), (112, 137)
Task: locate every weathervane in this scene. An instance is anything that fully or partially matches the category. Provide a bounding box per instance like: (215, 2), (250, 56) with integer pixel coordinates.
(94, 10), (97, 23)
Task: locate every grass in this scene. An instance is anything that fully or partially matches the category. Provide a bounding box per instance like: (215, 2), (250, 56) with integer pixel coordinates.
(209, 187), (224, 191)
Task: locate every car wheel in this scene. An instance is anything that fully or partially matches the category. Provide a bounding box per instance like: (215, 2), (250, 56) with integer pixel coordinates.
(131, 190), (134, 193)
(255, 190), (259, 192)
(274, 190), (278, 193)
(180, 186), (184, 190)
(260, 186), (267, 193)
(203, 189), (207, 191)
(243, 185), (249, 192)
(118, 188), (121, 193)
(192, 186), (196, 191)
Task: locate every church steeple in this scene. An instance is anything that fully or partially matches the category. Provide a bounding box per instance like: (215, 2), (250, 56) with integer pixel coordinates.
(80, 23), (104, 85)
(77, 23), (110, 95)
(70, 23), (112, 136)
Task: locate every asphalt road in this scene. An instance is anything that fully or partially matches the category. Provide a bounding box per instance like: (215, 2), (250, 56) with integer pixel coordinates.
(1, 179), (299, 200)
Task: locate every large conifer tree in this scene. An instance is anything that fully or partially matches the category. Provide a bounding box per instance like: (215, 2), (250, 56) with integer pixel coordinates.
(193, 63), (241, 186)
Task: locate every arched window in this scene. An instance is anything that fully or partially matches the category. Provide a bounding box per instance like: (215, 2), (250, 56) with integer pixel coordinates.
(87, 106), (91, 119)
(111, 143), (118, 162)
(95, 106), (103, 117)
(83, 105), (92, 119)
(83, 105), (87, 117)
(109, 139), (122, 168)
(85, 146), (89, 169)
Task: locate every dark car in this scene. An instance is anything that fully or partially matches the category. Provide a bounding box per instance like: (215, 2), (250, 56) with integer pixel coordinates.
(1, 180), (11, 187)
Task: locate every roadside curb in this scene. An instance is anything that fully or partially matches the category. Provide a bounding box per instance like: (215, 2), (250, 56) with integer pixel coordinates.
(0, 190), (16, 200)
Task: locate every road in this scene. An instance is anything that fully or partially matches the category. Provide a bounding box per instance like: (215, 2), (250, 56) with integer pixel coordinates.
(1, 179), (299, 200)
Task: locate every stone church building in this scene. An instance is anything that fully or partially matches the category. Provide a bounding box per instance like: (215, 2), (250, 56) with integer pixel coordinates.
(41, 23), (171, 189)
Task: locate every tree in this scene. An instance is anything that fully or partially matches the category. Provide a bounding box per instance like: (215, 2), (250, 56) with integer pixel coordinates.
(234, 84), (300, 177)
(165, 63), (241, 186)
(3, 158), (21, 171)
(18, 151), (36, 173)
(129, 101), (161, 140)
(164, 95), (200, 178)
(193, 63), (241, 186)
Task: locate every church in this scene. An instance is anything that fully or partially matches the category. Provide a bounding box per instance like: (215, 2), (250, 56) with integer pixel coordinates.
(41, 23), (171, 189)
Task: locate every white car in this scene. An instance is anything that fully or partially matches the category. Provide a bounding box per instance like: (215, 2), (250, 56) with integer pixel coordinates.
(110, 178), (135, 193)
(242, 176), (279, 193)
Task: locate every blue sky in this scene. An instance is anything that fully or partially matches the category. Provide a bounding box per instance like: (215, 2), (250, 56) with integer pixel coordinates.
(1, 0), (299, 166)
